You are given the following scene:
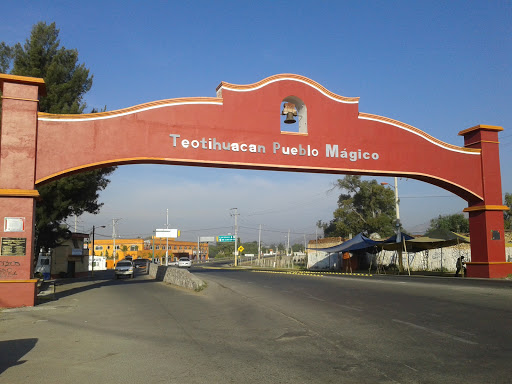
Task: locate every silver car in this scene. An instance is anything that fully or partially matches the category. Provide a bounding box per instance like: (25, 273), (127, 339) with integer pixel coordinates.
(114, 260), (134, 279)
(178, 257), (191, 268)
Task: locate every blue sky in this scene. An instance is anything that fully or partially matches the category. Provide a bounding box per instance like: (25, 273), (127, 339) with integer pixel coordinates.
(2, 1), (511, 245)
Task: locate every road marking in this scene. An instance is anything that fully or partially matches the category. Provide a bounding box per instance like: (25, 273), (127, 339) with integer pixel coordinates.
(392, 319), (478, 345)
(306, 294), (325, 302)
(404, 364), (418, 372)
(334, 303), (363, 312)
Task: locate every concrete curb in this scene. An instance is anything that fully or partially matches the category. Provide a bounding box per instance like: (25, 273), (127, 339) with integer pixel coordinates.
(149, 263), (206, 291)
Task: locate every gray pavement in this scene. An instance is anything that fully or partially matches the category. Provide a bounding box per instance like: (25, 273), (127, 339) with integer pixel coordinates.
(1, 268), (511, 383)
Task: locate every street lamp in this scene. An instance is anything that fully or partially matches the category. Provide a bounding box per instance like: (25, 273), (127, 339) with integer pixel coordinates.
(91, 225), (106, 278)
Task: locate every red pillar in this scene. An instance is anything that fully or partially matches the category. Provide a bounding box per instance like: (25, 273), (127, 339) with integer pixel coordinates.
(459, 125), (512, 278)
(0, 74), (45, 307)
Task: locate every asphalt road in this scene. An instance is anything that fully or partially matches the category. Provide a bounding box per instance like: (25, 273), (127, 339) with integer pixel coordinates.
(1, 267), (511, 383)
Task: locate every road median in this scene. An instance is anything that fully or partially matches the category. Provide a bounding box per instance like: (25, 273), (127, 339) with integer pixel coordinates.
(149, 263), (206, 291)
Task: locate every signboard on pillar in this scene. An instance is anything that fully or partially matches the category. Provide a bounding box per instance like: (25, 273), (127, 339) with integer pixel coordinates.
(4, 217), (25, 232)
(1, 237), (27, 256)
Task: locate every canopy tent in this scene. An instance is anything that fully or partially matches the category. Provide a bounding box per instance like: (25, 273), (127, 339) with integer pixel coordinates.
(319, 233), (382, 253)
(381, 230), (469, 252)
(316, 230), (471, 255)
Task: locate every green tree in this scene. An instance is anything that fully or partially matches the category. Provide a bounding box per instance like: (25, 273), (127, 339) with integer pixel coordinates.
(426, 213), (469, 234)
(319, 176), (396, 238)
(1, 22), (116, 254)
(209, 243), (235, 258)
(0, 42), (12, 73)
(504, 193), (512, 230)
(239, 241), (258, 255)
(10, 22), (92, 113)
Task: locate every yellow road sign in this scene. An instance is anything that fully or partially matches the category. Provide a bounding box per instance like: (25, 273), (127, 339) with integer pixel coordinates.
(238, 246), (244, 253)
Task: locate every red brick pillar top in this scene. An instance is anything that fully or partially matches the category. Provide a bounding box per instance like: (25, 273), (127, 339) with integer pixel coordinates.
(458, 124), (508, 211)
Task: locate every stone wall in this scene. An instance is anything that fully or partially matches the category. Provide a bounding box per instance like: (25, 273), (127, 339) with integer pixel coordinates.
(149, 263), (205, 291)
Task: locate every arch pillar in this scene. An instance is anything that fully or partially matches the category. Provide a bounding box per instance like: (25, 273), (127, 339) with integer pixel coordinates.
(0, 74), (45, 307)
(459, 125), (512, 278)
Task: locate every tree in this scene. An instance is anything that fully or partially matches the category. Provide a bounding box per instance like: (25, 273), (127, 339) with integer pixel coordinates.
(426, 213), (469, 235)
(209, 242), (235, 258)
(10, 22), (92, 113)
(319, 176), (396, 238)
(0, 42), (12, 73)
(1, 22), (116, 253)
(504, 193), (512, 230)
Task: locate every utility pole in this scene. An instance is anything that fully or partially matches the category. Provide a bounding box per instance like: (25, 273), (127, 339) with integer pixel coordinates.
(258, 224), (262, 266)
(382, 178), (402, 272)
(112, 218), (120, 266)
(304, 234), (307, 268)
(152, 232), (155, 262)
(315, 227), (319, 263)
(394, 177), (400, 222)
(165, 208), (169, 266)
(231, 208), (239, 266)
(91, 225), (105, 277)
(287, 229), (290, 256)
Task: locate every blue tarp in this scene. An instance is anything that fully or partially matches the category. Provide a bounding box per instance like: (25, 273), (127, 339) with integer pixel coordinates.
(384, 232), (415, 243)
(318, 231), (415, 253)
(319, 233), (381, 253)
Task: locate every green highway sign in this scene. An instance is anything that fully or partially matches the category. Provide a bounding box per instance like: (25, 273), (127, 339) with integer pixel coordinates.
(217, 235), (235, 242)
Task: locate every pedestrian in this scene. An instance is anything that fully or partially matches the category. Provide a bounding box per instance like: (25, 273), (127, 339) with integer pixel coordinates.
(455, 256), (466, 276)
(343, 252), (352, 273)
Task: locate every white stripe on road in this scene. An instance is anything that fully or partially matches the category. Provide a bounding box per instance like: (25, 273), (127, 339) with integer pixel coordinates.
(392, 319), (478, 345)
(334, 303), (363, 312)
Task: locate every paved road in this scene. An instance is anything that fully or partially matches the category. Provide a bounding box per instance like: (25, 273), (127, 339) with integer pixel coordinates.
(1, 268), (511, 383)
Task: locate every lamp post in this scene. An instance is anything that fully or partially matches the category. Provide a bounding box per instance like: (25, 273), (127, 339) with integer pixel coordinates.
(381, 177), (404, 273)
(91, 225), (106, 278)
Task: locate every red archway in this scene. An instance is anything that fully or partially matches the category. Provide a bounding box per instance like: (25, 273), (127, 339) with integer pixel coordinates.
(0, 73), (509, 307)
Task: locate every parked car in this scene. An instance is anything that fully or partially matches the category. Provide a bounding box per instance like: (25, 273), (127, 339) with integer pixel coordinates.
(133, 258), (150, 269)
(178, 257), (192, 268)
(114, 260), (134, 279)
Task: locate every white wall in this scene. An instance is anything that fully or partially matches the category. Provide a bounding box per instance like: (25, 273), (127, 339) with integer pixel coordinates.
(308, 245), (512, 272)
(88, 256), (107, 271)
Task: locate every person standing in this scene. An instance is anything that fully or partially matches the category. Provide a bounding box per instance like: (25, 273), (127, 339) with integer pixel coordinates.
(455, 256), (466, 276)
(343, 252), (352, 273)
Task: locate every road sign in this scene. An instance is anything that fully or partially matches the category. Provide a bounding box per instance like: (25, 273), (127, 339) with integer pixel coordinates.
(238, 246), (244, 253)
(199, 236), (215, 242)
(217, 236), (235, 242)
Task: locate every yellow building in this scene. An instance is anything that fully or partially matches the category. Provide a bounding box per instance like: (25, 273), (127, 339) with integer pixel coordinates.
(87, 237), (209, 269)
